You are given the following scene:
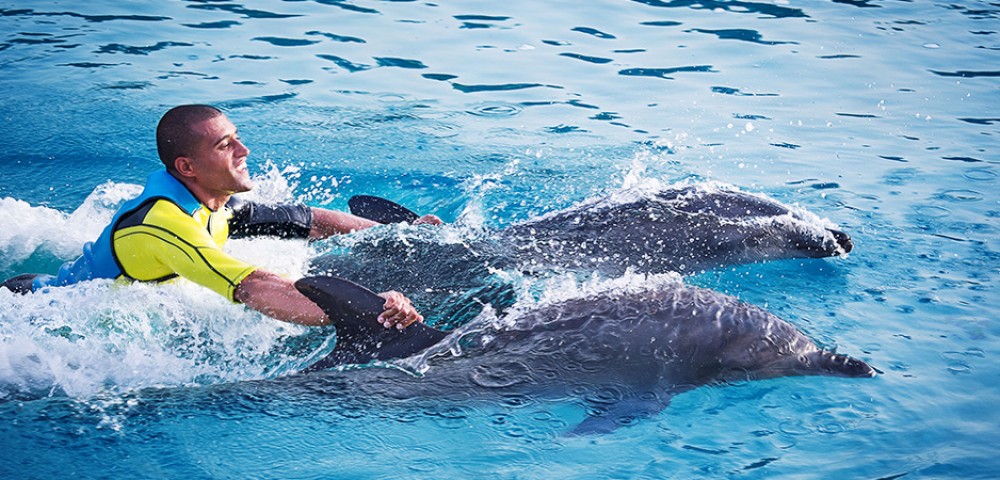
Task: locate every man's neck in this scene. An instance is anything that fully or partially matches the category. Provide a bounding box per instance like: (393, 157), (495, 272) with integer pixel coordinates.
(168, 171), (230, 212)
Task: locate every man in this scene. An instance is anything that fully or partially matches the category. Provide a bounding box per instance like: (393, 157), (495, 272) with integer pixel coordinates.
(1, 104), (441, 330)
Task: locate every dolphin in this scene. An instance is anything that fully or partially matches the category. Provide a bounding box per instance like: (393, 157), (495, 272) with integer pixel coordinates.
(295, 275), (875, 435)
(501, 183), (854, 276)
(311, 182), (854, 327)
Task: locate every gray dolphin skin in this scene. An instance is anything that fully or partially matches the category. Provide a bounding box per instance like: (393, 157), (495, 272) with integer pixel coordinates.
(297, 275), (875, 435)
(502, 184), (853, 276)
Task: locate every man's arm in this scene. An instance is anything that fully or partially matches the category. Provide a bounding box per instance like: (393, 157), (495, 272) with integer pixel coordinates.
(235, 270), (425, 329)
(234, 270), (329, 326)
(226, 198), (441, 242)
(308, 207), (442, 240)
(308, 208), (379, 239)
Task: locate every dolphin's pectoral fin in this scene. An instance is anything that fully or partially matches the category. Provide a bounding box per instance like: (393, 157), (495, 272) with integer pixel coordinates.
(568, 395), (672, 436)
(294, 276), (448, 372)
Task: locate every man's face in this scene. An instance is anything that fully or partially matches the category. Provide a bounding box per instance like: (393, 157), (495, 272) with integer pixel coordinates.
(186, 114), (254, 195)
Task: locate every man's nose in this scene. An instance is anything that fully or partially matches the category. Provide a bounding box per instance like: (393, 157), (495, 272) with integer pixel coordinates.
(235, 139), (250, 157)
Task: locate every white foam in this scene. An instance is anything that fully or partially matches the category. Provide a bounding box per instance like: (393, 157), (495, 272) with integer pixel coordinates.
(0, 181), (141, 268)
(0, 278), (316, 399)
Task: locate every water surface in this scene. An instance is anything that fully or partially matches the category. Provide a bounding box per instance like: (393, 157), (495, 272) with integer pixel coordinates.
(1, 0), (998, 478)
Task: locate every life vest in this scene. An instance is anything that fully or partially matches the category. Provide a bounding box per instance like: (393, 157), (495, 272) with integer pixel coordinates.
(38, 170), (204, 290)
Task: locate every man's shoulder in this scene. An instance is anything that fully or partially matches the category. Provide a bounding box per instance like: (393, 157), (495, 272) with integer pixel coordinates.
(122, 197), (206, 231)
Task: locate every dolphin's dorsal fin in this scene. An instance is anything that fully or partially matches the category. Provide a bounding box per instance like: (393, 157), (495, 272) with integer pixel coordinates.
(294, 276), (448, 372)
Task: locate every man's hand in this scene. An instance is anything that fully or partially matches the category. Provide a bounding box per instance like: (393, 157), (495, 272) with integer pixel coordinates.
(377, 291), (424, 329)
(413, 214), (443, 226)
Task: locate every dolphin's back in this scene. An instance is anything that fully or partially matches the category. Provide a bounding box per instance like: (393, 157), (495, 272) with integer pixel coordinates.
(495, 282), (875, 386)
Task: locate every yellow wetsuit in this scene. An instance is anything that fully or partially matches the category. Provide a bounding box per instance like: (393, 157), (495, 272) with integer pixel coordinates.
(113, 198), (256, 301)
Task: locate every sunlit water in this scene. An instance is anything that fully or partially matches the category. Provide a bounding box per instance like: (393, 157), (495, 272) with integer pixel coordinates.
(1, 0), (997, 478)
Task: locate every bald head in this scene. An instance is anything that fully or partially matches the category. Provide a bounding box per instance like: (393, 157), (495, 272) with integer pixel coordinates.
(156, 104), (224, 173)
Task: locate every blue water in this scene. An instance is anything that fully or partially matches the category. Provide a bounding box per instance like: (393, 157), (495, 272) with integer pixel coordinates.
(1, 0), (997, 478)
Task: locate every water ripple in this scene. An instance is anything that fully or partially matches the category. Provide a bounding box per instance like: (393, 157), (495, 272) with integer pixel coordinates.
(97, 81), (152, 91)
(546, 125), (588, 134)
(156, 70), (218, 80)
(95, 41), (192, 56)
(182, 20), (240, 29)
(913, 205), (950, 218)
(630, 0), (807, 19)
(306, 30), (366, 43)
(470, 361), (532, 388)
(0, 8), (168, 23)
(835, 0), (882, 9)
(686, 28), (797, 45)
(423, 73), (458, 81)
(467, 103), (523, 117)
(216, 92), (299, 110)
(58, 62), (128, 69)
(187, 3), (301, 19)
(252, 37), (321, 47)
(640, 20), (682, 27)
(818, 54), (862, 59)
(455, 14), (513, 29)
(712, 86), (779, 97)
(936, 189), (984, 202)
(559, 52), (614, 64)
(957, 118), (1000, 125)
(942, 156), (985, 163)
(836, 112), (881, 118)
(375, 57), (428, 69)
(316, 54), (371, 72)
(620, 65), (716, 79)
(314, 0), (381, 15)
(572, 26), (617, 39)
(452, 82), (552, 93)
(929, 69), (1000, 78)
(963, 168), (996, 181)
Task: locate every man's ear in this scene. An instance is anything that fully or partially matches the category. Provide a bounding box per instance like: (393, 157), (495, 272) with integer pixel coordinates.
(173, 156), (197, 178)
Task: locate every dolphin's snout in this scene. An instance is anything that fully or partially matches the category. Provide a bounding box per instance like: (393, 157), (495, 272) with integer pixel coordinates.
(792, 228), (854, 257)
(829, 229), (853, 254)
(830, 354), (876, 378)
(807, 351), (876, 378)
